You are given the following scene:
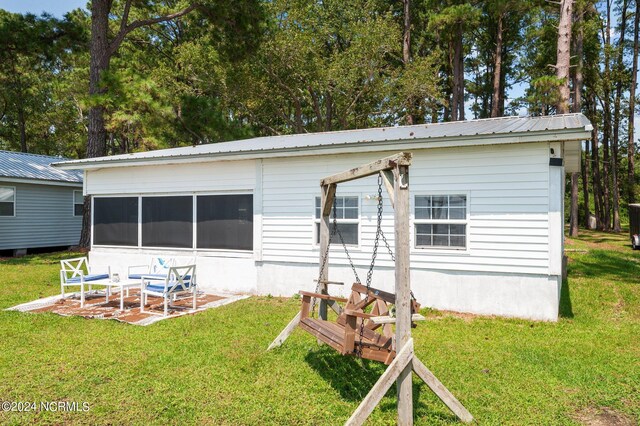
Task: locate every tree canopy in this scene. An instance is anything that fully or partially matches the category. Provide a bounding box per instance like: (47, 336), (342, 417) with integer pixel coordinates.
(0, 0), (639, 234)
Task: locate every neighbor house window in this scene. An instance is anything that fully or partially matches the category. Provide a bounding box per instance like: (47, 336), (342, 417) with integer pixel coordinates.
(315, 196), (359, 245)
(73, 191), (84, 216)
(142, 196), (193, 248)
(93, 197), (138, 246)
(0, 187), (15, 216)
(197, 194), (253, 250)
(414, 195), (467, 248)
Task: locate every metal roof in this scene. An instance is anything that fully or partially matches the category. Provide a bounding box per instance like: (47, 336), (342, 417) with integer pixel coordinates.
(0, 150), (82, 183)
(54, 113), (592, 169)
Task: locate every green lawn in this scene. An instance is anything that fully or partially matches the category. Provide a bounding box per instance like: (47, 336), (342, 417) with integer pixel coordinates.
(0, 231), (638, 425)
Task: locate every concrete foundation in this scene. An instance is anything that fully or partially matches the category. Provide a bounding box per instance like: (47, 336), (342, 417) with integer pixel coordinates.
(90, 250), (561, 321)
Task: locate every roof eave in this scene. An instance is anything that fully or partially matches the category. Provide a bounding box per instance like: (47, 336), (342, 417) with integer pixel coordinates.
(0, 176), (83, 186)
(52, 128), (592, 171)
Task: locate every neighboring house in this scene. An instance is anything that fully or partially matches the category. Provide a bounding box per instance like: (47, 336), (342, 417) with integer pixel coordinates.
(0, 151), (83, 254)
(53, 114), (591, 321)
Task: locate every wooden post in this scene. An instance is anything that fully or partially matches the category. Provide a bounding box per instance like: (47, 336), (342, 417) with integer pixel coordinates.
(319, 184), (336, 321)
(394, 164), (413, 425)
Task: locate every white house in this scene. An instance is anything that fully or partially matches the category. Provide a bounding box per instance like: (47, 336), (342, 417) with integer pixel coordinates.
(54, 114), (592, 321)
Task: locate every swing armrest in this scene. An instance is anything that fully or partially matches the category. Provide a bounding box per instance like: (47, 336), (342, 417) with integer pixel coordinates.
(313, 279), (344, 286)
(369, 313), (427, 324)
(343, 309), (375, 319)
(299, 291), (348, 303)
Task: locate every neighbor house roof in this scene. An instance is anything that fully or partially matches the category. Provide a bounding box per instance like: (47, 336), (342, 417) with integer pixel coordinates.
(0, 151), (82, 184)
(53, 113), (592, 170)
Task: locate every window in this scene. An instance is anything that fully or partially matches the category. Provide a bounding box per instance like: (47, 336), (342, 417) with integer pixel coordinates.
(73, 191), (84, 216)
(315, 196), (359, 245)
(197, 194), (253, 250)
(142, 196), (193, 248)
(414, 195), (467, 249)
(0, 187), (15, 216)
(93, 197), (138, 246)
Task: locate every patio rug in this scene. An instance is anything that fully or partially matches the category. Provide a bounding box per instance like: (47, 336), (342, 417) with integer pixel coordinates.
(6, 290), (249, 326)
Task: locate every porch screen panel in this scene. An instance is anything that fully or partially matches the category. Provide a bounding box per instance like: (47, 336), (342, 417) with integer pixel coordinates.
(142, 196), (193, 248)
(197, 194), (253, 250)
(93, 197), (138, 246)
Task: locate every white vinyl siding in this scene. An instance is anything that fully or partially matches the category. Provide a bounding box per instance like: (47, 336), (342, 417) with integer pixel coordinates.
(85, 160), (255, 194)
(260, 143), (550, 275)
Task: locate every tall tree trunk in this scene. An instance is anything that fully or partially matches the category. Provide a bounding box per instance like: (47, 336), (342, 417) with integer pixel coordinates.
(498, 48), (506, 115)
(491, 11), (504, 118)
(325, 90), (333, 131)
(590, 89), (603, 230)
(556, 0), (577, 236)
(628, 0), (640, 204)
(445, 38), (453, 122)
(87, 0), (110, 159)
(570, 172), (579, 236)
(451, 23), (464, 121)
(403, 0), (414, 125)
(583, 139), (590, 227)
(602, 0), (613, 230)
(457, 27), (465, 121)
(17, 104), (27, 153)
(576, 7), (587, 229)
(592, 116), (603, 229)
(555, 0), (573, 114)
(80, 0), (111, 248)
(611, 0), (628, 232)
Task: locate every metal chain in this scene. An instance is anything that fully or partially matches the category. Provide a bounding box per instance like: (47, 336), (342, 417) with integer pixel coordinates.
(311, 201), (339, 318)
(377, 194), (417, 303)
(355, 174), (386, 358)
(334, 215), (361, 286)
(312, 195), (363, 317)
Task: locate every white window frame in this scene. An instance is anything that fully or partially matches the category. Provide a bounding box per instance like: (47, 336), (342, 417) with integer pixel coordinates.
(412, 192), (469, 252)
(0, 186), (16, 217)
(313, 194), (360, 248)
(91, 191), (254, 255)
(73, 190), (84, 217)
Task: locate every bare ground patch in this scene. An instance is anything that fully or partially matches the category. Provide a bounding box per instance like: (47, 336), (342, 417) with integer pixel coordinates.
(573, 407), (637, 426)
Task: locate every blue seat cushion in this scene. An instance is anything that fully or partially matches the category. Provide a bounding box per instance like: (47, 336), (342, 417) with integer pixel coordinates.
(144, 281), (192, 293)
(66, 273), (110, 284)
(131, 274), (192, 281)
(128, 273), (167, 280)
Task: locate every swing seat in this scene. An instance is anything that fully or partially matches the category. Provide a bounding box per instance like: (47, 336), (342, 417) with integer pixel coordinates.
(298, 283), (420, 365)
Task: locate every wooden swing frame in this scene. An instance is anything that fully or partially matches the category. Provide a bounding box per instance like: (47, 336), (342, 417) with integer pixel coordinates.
(268, 152), (473, 425)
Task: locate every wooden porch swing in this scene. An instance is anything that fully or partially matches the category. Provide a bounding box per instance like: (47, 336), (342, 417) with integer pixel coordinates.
(298, 282), (422, 365)
(267, 152), (474, 425)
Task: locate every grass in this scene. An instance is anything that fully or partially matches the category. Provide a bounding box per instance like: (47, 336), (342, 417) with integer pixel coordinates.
(0, 231), (639, 425)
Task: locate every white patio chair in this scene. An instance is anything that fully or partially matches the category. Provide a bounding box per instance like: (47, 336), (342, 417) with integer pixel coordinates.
(60, 257), (111, 307)
(127, 257), (175, 280)
(140, 265), (197, 317)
